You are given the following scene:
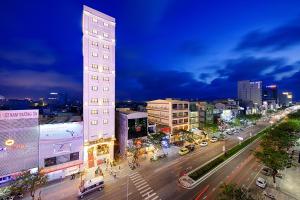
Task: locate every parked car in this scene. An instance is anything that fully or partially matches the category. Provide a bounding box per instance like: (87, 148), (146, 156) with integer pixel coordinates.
(178, 147), (190, 156)
(210, 137), (218, 143)
(185, 144), (195, 151)
(256, 177), (267, 189)
(200, 141), (208, 147)
(261, 167), (272, 176)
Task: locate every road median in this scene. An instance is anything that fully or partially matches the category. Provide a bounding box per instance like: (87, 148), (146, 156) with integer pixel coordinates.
(179, 125), (272, 189)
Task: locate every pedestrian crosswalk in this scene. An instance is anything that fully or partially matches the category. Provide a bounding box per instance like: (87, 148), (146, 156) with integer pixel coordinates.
(129, 172), (161, 200)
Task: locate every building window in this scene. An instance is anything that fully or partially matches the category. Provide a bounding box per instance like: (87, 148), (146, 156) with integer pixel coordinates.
(103, 33), (109, 38)
(91, 109), (98, 115)
(91, 64), (98, 69)
(91, 120), (98, 125)
(184, 118), (188, 123)
(92, 18), (98, 23)
(91, 98), (98, 103)
(44, 157), (56, 167)
(172, 120), (177, 125)
(70, 152), (79, 161)
(103, 54), (109, 59)
(103, 87), (109, 91)
(92, 29), (98, 34)
(97, 144), (109, 155)
(103, 119), (108, 124)
(103, 77), (109, 81)
(103, 66), (109, 71)
(184, 104), (188, 109)
(103, 109), (109, 114)
(102, 99), (109, 104)
(103, 22), (109, 27)
(91, 75), (98, 80)
(172, 104), (178, 109)
(92, 52), (98, 57)
(91, 86), (98, 91)
(103, 44), (109, 49)
(91, 41), (98, 46)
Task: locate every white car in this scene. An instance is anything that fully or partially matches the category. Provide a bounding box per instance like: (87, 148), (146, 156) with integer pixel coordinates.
(200, 142), (208, 147)
(210, 137), (218, 143)
(256, 177), (267, 189)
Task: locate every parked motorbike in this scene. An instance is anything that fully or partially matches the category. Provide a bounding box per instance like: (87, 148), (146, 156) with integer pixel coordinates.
(263, 191), (276, 200)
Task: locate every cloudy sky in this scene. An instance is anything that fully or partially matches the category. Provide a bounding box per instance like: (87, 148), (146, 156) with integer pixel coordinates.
(0, 0), (300, 101)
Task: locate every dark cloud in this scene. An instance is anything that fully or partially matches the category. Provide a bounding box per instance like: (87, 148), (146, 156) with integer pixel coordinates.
(236, 17), (300, 51)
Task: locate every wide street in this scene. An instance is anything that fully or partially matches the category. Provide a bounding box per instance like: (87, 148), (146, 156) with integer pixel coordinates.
(41, 120), (270, 200)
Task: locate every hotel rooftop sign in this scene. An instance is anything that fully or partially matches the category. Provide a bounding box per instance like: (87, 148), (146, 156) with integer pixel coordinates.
(0, 110), (39, 120)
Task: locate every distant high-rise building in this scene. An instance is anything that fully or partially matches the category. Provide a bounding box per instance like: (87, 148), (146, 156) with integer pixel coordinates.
(238, 80), (262, 106)
(263, 85), (278, 103)
(82, 5), (116, 177)
(279, 92), (293, 107)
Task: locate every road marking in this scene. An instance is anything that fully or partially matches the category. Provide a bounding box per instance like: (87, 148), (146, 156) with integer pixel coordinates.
(247, 166), (263, 189)
(142, 189), (154, 197)
(129, 173), (140, 178)
(144, 192), (156, 199)
(132, 177), (143, 182)
(140, 187), (152, 194)
(135, 179), (147, 185)
(137, 184), (149, 191)
(151, 196), (159, 200)
(137, 181), (148, 188)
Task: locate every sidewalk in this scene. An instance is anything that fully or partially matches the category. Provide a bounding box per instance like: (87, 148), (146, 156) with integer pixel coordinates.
(261, 162), (300, 200)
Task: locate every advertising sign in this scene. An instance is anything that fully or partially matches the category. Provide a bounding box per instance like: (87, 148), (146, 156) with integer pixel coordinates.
(0, 110), (39, 177)
(128, 118), (148, 139)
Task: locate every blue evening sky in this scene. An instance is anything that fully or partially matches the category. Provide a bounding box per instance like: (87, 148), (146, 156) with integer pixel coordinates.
(0, 0), (300, 101)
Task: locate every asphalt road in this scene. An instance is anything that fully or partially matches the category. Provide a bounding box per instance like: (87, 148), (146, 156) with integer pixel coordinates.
(81, 121), (270, 200)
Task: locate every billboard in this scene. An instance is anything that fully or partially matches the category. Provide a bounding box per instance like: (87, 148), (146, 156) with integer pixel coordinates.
(0, 110), (39, 177)
(39, 122), (83, 169)
(128, 118), (147, 139)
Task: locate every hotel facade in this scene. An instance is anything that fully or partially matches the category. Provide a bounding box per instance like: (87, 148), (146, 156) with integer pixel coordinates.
(82, 5), (116, 177)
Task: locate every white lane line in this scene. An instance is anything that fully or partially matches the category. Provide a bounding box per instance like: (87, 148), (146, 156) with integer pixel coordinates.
(130, 174), (141, 179)
(144, 192), (156, 199)
(129, 173), (140, 178)
(129, 171), (138, 176)
(247, 166), (263, 189)
(137, 184), (150, 191)
(151, 196), (159, 200)
(140, 188), (152, 195)
(135, 179), (147, 185)
(131, 176), (143, 182)
(136, 181), (148, 189)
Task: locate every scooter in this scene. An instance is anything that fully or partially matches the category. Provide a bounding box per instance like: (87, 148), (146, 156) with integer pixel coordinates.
(263, 191), (276, 200)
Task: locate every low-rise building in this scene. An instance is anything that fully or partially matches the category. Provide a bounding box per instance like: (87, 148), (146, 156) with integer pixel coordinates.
(39, 122), (84, 181)
(0, 110), (39, 184)
(147, 98), (189, 133)
(116, 109), (148, 157)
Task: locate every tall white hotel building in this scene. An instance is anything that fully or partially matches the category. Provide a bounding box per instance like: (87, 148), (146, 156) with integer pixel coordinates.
(82, 5), (115, 175)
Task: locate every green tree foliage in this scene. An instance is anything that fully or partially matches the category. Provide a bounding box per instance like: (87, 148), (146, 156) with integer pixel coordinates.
(218, 183), (255, 200)
(147, 132), (165, 150)
(203, 123), (218, 134)
(10, 169), (47, 200)
(255, 112), (300, 184)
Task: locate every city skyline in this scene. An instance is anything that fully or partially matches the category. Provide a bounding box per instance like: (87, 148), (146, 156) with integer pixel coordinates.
(0, 0), (300, 101)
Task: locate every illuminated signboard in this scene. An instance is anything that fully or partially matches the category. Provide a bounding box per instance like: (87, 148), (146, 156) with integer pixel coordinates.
(0, 110), (39, 176)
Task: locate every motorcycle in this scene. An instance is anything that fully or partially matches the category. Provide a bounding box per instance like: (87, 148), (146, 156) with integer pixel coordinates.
(263, 191), (276, 200)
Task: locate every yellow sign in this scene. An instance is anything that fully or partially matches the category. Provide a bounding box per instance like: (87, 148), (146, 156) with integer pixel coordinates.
(5, 139), (14, 146)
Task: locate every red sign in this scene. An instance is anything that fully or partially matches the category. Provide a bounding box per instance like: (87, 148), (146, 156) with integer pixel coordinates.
(160, 127), (171, 134)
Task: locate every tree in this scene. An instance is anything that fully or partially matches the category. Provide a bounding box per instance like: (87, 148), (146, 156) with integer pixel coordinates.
(218, 183), (255, 200)
(179, 130), (194, 143)
(255, 146), (289, 184)
(147, 132), (165, 150)
(11, 169), (47, 200)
